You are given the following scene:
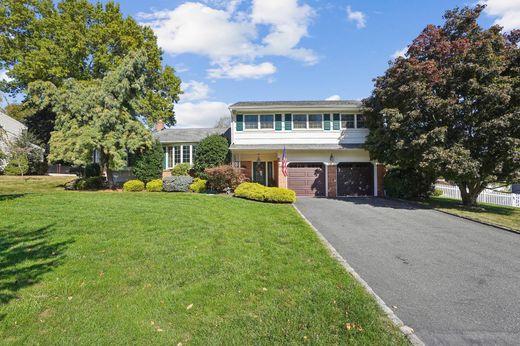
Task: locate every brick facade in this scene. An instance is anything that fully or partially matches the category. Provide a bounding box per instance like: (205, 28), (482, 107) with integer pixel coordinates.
(327, 164), (337, 198)
(377, 164), (385, 197)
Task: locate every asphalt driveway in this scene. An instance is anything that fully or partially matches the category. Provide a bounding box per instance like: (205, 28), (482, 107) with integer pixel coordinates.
(296, 197), (520, 346)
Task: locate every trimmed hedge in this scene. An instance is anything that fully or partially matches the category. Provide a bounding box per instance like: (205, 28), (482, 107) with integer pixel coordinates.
(123, 179), (145, 192)
(189, 178), (207, 193)
(163, 176), (193, 192)
(146, 179), (163, 192)
(65, 176), (106, 190)
(234, 182), (296, 203)
(170, 163), (191, 176)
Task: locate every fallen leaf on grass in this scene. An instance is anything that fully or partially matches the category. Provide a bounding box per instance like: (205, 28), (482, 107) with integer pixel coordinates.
(67, 296), (73, 301)
(156, 328), (164, 332)
(186, 304), (193, 310)
(98, 272), (104, 277)
(345, 323), (364, 332)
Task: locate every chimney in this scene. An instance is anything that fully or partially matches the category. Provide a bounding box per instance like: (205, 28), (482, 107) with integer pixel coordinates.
(155, 120), (165, 132)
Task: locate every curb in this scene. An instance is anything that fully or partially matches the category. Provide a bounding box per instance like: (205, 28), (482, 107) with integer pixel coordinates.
(293, 205), (425, 346)
(392, 198), (519, 236)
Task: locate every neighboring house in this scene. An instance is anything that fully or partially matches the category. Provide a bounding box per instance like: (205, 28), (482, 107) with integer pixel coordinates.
(0, 111), (28, 169)
(153, 124), (230, 174)
(229, 101), (384, 197)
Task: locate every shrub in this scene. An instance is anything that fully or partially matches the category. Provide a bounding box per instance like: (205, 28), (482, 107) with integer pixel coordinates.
(4, 155), (29, 176)
(146, 179), (163, 192)
(163, 176), (193, 192)
(432, 188), (443, 197)
(69, 176), (106, 190)
(234, 182), (296, 203)
(170, 162), (191, 176)
(85, 163), (101, 177)
(193, 134), (229, 178)
(189, 178), (207, 193)
(132, 141), (164, 182)
(205, 165), (246, 192)
(383, 167), (436, 199)
(29, 160), (48, 175)
(123, 179), (145, 192)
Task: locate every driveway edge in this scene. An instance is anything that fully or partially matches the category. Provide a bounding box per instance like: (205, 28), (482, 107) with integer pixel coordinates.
(293, 205), (425, 346)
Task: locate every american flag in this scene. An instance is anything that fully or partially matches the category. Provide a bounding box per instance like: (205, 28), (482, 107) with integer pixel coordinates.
(282, 146), (288, 176)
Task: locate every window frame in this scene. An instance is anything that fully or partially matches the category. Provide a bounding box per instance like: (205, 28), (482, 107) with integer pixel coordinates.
(182, 145), (190, 163)
(308, 114), (323, 129)
(292, 114), (308, 129)
(244, 114), (259, 130)
(340, 114), (367, 129)
(259, 114), (274, 129)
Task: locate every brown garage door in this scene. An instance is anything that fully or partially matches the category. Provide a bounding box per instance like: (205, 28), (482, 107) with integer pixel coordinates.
(337, 162), (373, 196)
(288, 163), (325, 197)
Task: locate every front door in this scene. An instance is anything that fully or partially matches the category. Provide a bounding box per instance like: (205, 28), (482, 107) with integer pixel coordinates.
(253, 161), (267, 185)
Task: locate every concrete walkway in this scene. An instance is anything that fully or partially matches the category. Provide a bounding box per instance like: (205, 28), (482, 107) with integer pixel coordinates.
(296, 197), (520, 346)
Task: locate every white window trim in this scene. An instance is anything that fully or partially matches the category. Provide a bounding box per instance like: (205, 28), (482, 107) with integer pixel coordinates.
(292, 113), (323, 130)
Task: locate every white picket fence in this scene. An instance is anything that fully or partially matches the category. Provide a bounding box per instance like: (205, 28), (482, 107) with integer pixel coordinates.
(435, 183), (520, 208)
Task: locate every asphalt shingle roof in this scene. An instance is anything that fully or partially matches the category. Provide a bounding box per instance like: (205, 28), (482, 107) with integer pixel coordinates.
(153, 127), (230, 143)
(230, 100), (362, 108)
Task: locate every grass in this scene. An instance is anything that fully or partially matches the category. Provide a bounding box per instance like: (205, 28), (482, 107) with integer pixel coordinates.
(425, 196), (520, 232)
(0, 175), (74, 194)
(0, 176), (408, 345)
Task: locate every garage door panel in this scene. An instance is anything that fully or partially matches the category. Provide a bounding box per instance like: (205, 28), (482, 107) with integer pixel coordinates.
(288, 163), (325, 197)
(337, 163), (373, 196)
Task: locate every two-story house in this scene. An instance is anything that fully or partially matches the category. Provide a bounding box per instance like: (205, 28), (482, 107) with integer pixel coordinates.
(229, 101), (384, 197)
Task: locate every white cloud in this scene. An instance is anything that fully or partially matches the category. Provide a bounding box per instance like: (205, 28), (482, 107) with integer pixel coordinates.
(251, 0), (318, 65)
(325, 94), (341, 101)
(139, 0), (317, 79)
(174, 101), (230, 128)
(346, 6), (366, 29)
(392, 47), (407, 59)
(207, 62), (276, 79)
(181, 80), (210, 101)
(482, 0), (520, 31)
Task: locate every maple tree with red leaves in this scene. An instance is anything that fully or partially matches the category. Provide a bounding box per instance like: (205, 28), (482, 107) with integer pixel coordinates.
(364, 5), (520, 206)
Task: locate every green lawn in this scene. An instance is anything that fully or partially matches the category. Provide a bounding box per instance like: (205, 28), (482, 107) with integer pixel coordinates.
(425, 197), (520, 232)
(0, 175), (75, 194)
(0, 177), (407, 345)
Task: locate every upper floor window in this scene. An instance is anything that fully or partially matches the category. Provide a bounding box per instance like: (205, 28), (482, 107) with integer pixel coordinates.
(260, 114), (274, 129)
(308, 114), (323, 129)
(293, 114), (307, 129)
(341, 114), (355, 128)
(245, 115), (258, 129)
(341, 114), (367, 129)
(356, 114), (367, 128)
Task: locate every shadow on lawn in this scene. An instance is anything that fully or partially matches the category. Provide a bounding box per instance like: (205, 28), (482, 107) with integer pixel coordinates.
(0, 194), (27, 202)
(0, 224), (73, 319)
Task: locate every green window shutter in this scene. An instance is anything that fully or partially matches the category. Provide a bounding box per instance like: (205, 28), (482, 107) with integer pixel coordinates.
(324, 114), (331, 130)
(236, 114), (244, 131)
(275, 114), (282, 131)
(333, 113), (340, 130)
(285, 114), (292, 131)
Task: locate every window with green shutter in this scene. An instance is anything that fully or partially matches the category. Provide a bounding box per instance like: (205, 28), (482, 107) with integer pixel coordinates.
(324, 114), (331, 130)
(333, 113), (340, 130)
(284, 114), (292, 131)
(236, 114), (244, 131)
(275, 114), (282, 131)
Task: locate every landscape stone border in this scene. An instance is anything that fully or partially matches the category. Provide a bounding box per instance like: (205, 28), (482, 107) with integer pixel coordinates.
(293, 205), (425, 346)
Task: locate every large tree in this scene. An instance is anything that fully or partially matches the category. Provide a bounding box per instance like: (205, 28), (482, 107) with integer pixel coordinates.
(364, 5), (520, 206)
(29, 50), (154, 186)
(0, 0), (181, 139)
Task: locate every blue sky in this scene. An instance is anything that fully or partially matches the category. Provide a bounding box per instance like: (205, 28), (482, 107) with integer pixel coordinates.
(3, 0), (519, 127)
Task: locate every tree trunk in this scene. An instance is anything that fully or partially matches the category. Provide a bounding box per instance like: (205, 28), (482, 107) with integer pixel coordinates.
(458, 182), (484, 207)
(100, 150), (114, 188)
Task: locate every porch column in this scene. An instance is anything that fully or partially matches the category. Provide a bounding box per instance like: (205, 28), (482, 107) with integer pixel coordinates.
(278, 161), (288, 188)
(327, 163), (337, 198)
